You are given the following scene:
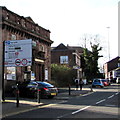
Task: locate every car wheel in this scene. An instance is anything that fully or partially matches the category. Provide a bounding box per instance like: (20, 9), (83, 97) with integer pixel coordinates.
(12, 89), (16, 97)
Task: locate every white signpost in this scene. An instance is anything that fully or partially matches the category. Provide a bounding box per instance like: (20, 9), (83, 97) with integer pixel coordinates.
(4, 39), (32, 67)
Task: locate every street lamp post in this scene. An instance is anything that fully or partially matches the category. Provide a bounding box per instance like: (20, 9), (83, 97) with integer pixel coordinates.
(106, 27), (110, 61)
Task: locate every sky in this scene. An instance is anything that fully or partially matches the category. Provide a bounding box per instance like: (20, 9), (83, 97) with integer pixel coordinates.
(0, 0), (119, 66)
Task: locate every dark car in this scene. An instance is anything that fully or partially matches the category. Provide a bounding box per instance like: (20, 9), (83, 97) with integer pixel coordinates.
(12, 81), (58, 98)
(92, 78), (104, 88)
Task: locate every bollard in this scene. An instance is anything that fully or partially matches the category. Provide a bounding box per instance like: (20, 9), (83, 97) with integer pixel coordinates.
(37, 89), (41, 103)
(16, 84), (19, 107)
(69, 84), (71, 95)
(90, 85), (93, 92)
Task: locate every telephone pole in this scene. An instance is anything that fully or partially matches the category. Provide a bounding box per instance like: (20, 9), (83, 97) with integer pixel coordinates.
(106, 27), (110, 61)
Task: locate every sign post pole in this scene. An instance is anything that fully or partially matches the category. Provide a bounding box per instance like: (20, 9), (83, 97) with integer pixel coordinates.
(2, 41), (5, 101)
(4, 39), (32, 101)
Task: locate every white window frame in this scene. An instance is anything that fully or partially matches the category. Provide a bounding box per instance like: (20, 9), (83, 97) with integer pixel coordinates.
(60, 56), (68, 64)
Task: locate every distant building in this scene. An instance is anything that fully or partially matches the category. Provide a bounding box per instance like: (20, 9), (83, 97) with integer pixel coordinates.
(51, 43), (84, 79)
(103, 56), (120, 82)
(0, 6), (53, 91)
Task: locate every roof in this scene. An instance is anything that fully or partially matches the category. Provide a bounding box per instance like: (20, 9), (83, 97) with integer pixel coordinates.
(1, 6), (51, 33)
(25, 17), (35, 24)
(51, 43), (84, 53)
(67, 45), (84, 53)
(52, 43), (68, 50)
(106, 56), (120, 64)
(1, 6), (53, 44)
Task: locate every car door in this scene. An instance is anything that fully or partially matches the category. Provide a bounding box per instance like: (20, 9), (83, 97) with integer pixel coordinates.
(26, 82), (38, 96)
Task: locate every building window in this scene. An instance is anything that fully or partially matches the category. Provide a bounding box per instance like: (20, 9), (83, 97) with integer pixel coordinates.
(11, 34), (16, 40)
(22, 20), (26, 27)
(17, 19), (20, 24)
(60, 56), (68, 64)
(39, 45), (44, 52)
(6, 13), (9, 20)
(6, 67), (16, 80)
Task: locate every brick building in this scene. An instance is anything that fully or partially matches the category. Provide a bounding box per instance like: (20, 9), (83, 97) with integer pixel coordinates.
(51, 43), (84, 79)
(0, 6), (53, 91)
(103, 56), (120, 82)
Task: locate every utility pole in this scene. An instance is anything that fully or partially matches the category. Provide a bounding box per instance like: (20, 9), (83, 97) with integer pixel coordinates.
(106, 27), (110, 61)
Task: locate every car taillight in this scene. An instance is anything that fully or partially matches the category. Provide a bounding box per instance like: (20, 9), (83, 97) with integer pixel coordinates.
(43, 88), (49, 91)
(38, 89), (41, 92)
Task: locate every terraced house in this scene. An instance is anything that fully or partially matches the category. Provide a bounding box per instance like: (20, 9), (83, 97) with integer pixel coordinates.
(0, 6), (53, 92)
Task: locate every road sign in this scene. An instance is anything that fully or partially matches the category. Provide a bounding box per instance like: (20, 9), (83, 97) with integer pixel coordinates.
(4, 39), (32, 67)
(21, 58), (27, 66)
(15, 59), (21, 66)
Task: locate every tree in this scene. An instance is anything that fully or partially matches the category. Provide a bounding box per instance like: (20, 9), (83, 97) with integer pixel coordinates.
(51, 64), (76, 87)
(82, 43), (103, 81)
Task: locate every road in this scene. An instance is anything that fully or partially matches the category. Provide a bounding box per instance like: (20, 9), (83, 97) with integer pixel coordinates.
(3, 84), (120, 120)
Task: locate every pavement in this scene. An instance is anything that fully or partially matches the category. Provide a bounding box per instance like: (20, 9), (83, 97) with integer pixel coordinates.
(1, 84), (93, 119)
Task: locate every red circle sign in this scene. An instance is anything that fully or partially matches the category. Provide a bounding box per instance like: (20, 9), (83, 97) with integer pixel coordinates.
(15, 59), (21, 66)
(22, 59), (28, 66)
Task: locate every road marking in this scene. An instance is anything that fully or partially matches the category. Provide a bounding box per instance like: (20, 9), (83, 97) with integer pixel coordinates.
(3, 104), (55, 118)
(82, 92), (95, 97)
(72, 105), (91, 115)
(108, 95), (114, 99)
(57, 105), (91, 119)
(2, 101), (67, 118)
(115, 92), (119, 95)
(96, 99), (106, 105)
(105, 104), (116, 107)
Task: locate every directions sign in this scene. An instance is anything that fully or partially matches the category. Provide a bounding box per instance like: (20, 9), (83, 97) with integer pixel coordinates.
(4, 39), (32, 67)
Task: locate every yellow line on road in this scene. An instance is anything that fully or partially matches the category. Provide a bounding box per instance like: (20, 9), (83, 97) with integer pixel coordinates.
(3, 99), (40, 105)
(3, 104), (54, 118)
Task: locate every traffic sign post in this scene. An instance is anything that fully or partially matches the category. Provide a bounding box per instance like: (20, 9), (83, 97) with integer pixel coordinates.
(3, 39), (33, 101)
(4, 39), (32, 67)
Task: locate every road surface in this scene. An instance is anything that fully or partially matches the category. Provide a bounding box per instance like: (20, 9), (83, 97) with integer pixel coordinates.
(3, 84), (120, 120)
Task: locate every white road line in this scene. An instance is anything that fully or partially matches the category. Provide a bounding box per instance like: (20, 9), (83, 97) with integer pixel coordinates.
(105, 104), (116, 107)
(58, 91), (117, 118)
(96, 99), (106, 105)
(108, 95), (114, 99)
(72, 105), (91, 115)
(115, 92), (119, 95)
(82, 92), (94, 97)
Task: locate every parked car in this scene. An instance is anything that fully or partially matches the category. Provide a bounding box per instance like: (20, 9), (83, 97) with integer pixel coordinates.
(12, 81), (58, 98)
(92, 78), (104, 88)
(101, 79), (109, 86)
(106, 79), (111, 85)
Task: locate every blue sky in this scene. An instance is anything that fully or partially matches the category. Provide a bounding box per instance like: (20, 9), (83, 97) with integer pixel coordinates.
(1, 0), (119, 65)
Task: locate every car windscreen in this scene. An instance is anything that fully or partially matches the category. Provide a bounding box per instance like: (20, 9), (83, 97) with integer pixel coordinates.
(101, 79), (107, 82)
(94, 80), (101, 82)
